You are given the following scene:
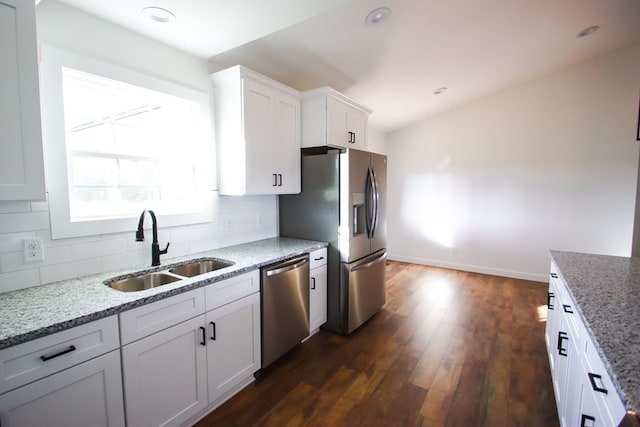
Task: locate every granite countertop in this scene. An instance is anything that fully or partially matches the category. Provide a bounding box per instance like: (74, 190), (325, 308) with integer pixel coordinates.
(550, 250), (640, 414)
(0, 237), (327, 350)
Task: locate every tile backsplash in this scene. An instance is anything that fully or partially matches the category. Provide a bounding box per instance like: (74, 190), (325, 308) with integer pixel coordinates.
(0, 194), (278, 293)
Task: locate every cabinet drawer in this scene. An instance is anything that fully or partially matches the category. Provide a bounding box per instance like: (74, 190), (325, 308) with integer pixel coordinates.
(205, 270), (259, 311)
(0, 316), (119, 394)
(309, 248), (327, 270)
(582, 336), (627, 426)
(119, 288), (205, 345)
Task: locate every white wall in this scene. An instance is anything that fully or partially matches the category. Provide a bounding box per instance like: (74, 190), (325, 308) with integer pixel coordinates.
(0, 1), (278, 293)
(387, 43), (640, 281)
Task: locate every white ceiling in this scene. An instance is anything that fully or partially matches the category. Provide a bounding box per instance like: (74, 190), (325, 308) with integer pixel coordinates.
(55, 0), (640, 133)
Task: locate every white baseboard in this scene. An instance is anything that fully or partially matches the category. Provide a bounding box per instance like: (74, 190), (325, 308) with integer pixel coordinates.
(387, 253), (548, 283)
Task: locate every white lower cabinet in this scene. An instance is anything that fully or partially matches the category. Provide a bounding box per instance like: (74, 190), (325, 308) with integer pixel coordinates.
(120, 271), (261, 427)
(0, 349), (124, 427)
(309, 248), (328, 335)
(546, 262), (626, 427)
(0, 317), (124, 427)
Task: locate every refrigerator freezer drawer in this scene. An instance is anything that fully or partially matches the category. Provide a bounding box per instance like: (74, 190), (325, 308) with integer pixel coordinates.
(342, 250), (387, 334)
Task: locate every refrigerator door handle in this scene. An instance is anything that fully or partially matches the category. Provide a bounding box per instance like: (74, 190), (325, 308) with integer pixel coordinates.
(351, 251), (387, 272)
(365, 168), (375, 238)
(371, 167), (379, 238)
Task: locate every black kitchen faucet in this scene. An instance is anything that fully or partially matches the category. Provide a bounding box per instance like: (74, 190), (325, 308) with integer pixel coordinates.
(136, 209), (170, 266)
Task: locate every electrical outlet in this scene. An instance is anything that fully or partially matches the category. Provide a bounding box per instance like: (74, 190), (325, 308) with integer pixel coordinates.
(23, 237), (45, 262)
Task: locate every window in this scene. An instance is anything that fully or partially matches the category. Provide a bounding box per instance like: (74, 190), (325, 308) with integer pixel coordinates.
(41, 47), (214, 239)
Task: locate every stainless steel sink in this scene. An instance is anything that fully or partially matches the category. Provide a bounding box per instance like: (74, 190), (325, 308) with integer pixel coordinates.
(107, 272), (182, 292)
(169, 259), (234, 277)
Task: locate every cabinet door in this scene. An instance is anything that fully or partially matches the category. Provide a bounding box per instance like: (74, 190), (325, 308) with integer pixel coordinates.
(553, 311), (572, 425)
(309, 265), (327, 333)
(326, 96), (351, 148)
(275, 91), (301, 194)
(206, 292), (260, 404)
(347, 107), (368, 150)
(0, 0), (45, 200)
(326, 96), (368, 150)
(545, 278), (560, 373)
(121, 315), (207, 427)
(574, 372), (608, 427)
(0, 350), (125, 427)
(243, 77), (277, 194)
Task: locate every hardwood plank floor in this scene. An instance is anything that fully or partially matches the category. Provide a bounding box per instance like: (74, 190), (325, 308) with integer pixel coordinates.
(196, 261), (559, 427)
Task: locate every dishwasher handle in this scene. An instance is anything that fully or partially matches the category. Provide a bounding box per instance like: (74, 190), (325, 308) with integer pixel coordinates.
(265, 256), (309, 277)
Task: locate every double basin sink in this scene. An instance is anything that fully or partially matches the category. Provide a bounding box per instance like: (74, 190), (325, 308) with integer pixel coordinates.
(105, 258), (234, 292)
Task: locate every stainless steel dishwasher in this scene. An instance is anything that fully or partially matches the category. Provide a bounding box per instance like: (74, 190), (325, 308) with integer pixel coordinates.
(261, 254), (310, 368)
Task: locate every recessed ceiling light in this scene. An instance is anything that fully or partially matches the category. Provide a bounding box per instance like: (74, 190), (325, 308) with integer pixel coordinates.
(141, 6), (176, 23)
(433, 87), (448, 95)
(365, 7), (392, 26)
(576, 25), (599, 38)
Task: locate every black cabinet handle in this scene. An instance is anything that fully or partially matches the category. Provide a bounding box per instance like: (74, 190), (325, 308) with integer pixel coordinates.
(547, 292), (554, 310)
(40, 345), (77, 362)
(551, 272), (558, 278)
(588, 373), (608, 394)
(562, 304), (573, 313)
(580, 414), (595, 427)
(272, 174), (278, 186)
(199, 326), (206, 346)
(314, 256), (324, 261)
(311, 277), (316, 290)
(278, 174), (282, 187)
(210, 322), (216, 341)
(348, 131), (356, 143)
(557, 331), (569, 357)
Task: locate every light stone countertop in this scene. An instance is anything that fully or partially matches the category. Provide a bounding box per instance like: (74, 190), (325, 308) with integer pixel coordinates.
(0, 237), (327, 350)
(550, 250), (640, 414)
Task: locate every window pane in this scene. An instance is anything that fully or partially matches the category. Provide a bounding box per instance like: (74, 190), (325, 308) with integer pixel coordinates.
(61, 67), (207, 221)
(119, 159), (159, 186)
(71, 156), (118, 186)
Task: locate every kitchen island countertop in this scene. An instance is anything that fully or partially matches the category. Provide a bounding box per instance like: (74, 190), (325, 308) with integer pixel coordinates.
(0, 237), (326, 350)
(550, 250), (640, 415)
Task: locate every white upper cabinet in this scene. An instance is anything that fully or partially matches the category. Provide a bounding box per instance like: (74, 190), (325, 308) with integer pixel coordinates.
(301, 87), (371, 151)
(211, 65), (301, 195)
(0, 0), (45, 200)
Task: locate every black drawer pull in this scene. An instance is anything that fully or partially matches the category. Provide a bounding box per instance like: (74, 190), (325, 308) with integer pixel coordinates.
(588, 373), (608, 394)
(557, 331), (569, 357)
(581, 414), (595, 427)
(210, 322), (216, 341)
(311, 277), (316, 290)
(314, 257), (324, 261)
(562, 304), (573, 313)
(547, 292), (555, 310)
(40, 345), (77, 362)
(550, 272), (558, 278)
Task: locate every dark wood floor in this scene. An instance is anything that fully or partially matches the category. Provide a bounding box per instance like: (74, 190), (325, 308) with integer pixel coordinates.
(196, 261), (559, 427)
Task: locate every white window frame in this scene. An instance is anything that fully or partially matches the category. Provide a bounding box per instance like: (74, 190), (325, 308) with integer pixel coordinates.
(40, 45), (214, 239)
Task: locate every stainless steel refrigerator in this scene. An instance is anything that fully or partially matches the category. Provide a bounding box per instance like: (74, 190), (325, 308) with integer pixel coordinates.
(279, 147), (387, 335)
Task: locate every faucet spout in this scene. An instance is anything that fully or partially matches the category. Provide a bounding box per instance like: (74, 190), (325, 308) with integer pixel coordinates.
(136, 209), (170, 266)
